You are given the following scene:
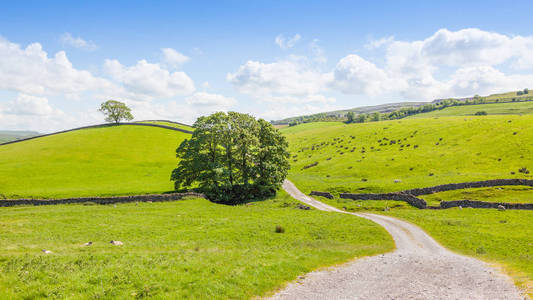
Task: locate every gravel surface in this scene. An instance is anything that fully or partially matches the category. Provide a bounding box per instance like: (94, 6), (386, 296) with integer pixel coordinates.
(272, 180), (526, 300)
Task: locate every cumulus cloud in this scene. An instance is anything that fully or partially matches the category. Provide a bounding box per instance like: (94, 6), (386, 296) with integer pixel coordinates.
(263, 94), (335, 104)
(0, 38), (112, 96)
(60, 33), (97, 51)
(275, 34), (301, 49)
(227, 58), (331, 97)
(161, 48), (189, 67)
(186, 92), (237, 108)
(2, 94), (54, 115)
(104, 59), (195, 99)
(0, 93), (71, 132)
(335, 28), (533, 100)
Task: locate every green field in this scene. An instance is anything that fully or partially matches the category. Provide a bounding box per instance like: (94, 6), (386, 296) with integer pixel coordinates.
(137, 120), (193, 131)
(281, 115), (533, 195)
(421, 186), (533, 206)
(385, 209), (533, 293)
(0, 125), (188, 199)
(411, 101), (533, 118)
(0, 192), (392, 299)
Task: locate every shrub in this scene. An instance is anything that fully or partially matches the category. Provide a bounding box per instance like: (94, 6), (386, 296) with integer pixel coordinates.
(474, 111), (488, 116)
(275, 225), (285, 233)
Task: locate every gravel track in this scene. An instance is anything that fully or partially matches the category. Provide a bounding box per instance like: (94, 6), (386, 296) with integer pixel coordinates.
(271, 180), (525, 299)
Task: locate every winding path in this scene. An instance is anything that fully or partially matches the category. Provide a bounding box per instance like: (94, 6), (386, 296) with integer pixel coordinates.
(271, 180), (525, 299)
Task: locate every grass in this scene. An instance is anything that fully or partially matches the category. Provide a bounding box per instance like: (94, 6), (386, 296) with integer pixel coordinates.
(385, 209), (533, 295)
(0, 125), (189, 199)
(0, 192), (393, 299)
(410, 101), (533, 118)
(136, 120), (193, 131)
(280, 115), (533, 195)
(421, 186), (533, 206)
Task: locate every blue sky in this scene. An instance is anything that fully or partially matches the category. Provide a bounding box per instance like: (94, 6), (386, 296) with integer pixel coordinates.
(1, 1), (533, 132)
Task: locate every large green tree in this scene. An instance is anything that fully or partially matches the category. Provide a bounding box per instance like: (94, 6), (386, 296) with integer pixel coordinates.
(98, 100), (134, 124)
(171, 112), (289, 202)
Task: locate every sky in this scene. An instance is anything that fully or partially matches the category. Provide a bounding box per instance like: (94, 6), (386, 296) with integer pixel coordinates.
(1, 0), (533, 132)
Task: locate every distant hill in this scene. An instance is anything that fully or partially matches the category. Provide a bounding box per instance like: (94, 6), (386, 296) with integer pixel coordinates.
(0, 130), (40, 143)
(272, 89), (532, 125)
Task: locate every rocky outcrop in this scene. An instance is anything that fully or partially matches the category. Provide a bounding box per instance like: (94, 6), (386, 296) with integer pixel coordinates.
(0, 192), (205, 207)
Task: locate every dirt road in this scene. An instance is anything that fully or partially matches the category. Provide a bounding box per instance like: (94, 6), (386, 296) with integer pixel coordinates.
(271, 180), (525, 299)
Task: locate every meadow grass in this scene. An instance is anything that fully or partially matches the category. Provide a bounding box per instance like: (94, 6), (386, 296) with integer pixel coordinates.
(385, 209), (533, 295)
(421, 186), (533, 206)
(281, 115), (533, 195)
(410, 101), (533, 118)
(0, 125), (188, 199)
(0, 192), (393, 299)
(136, 120), (193, 131)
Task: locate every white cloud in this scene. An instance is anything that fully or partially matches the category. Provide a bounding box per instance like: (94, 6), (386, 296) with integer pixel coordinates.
(3, 94), (54, 115)
(365, 36), (394, 50)
(186, 92), (237, 108)
(310, 39), (327, 64)
(161, 48), (189, 67)
(263, 94), (335, 104)
(275, 34), (301, 50)
(227, 58), (331, 97)
(0, 93), (72, 132)
(60, 33), (97, 51)
(334, 28), (533, 100)
(104, 59), (195, 99)
(0, 38), (112, 96)
(333, 54), (404, 96)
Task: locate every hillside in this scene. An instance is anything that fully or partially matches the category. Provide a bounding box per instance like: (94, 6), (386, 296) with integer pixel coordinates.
(281, 115), (533, 195)
(409, 101), (533, 118)
(273, 89), (532, 125)
(0, 124), (189, 199)
(0, 130), (40, 143)
(272, 102), (426, 125)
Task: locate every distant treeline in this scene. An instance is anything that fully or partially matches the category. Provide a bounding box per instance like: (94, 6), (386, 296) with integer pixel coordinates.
(283, 89), (532, 126)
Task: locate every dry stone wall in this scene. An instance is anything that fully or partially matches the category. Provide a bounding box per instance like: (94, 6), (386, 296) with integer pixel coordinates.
(403, 179), (533, 196)
(308, 178), (532, 210)
(440, 200), (533, 210)
(0, 192), (205, 207)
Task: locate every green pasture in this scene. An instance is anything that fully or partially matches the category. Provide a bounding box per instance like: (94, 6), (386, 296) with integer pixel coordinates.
(410, 101), (533, 118)
(0, 192), (392, 299)
(0, 125), (188, 199)
(281, 115), (533, 195)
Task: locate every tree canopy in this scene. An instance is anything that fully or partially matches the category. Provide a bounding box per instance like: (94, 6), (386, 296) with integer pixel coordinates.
(98, 100), (134, 124)
(171, 112), (290, 203)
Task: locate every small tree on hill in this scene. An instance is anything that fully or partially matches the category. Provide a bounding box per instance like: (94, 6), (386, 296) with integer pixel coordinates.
(99, 100), (134, 124)
(171, 112), (290, 203)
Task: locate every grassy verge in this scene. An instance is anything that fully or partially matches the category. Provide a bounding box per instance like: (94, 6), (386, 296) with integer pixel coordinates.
(0, 191), (393, 299)
(385, 209), (533, 295)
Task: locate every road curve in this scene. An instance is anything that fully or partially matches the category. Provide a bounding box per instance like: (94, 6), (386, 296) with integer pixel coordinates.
(272, 180), (525, 299)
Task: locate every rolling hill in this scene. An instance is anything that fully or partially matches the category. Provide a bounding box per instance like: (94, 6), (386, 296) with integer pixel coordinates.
(281, 115), (533, 195)
(0, 124), (190, 199)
